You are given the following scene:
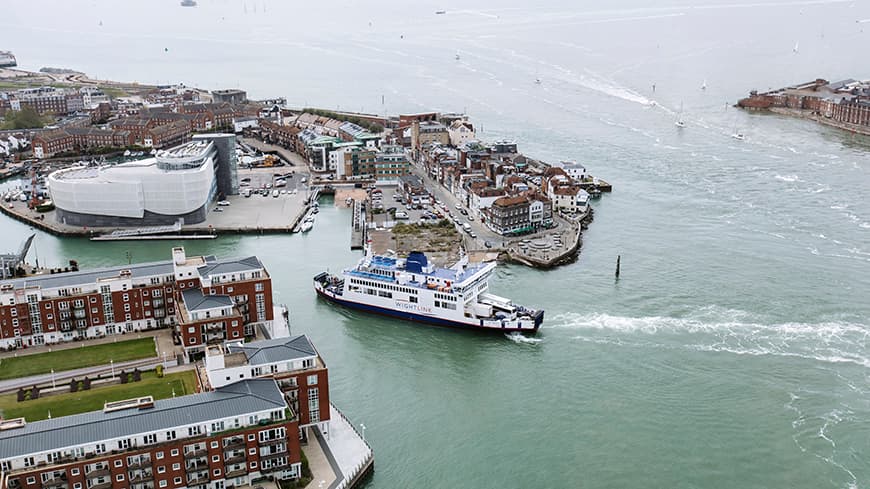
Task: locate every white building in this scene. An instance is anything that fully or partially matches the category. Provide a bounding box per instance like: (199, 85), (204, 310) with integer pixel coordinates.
(47, 138), (231, 226)
(553, 160), (587, 182)
(548, 185), (590, 214)
(448, 120), (475, 147)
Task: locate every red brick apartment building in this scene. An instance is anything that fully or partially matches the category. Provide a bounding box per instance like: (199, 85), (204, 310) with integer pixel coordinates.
(0, 378), (304, 489)
(0, 248), (273, 359)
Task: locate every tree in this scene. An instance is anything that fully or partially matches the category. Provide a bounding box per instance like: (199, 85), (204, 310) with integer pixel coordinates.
(2, 106), (48, 129)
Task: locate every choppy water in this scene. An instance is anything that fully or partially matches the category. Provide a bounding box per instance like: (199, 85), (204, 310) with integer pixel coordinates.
(3, 1), (870, 487)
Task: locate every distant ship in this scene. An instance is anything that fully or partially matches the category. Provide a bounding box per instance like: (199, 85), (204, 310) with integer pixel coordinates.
(180, 0), (197, 6)
(314, 251), (544, 333)
(0, 51), (17, 68)
(435, 10), (447, 15)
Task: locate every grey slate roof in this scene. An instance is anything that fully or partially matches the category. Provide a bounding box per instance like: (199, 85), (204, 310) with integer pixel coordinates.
(0, 379), (286, 460)
(0, 254), (265, 292)
(181, 288), (234, 311)
(197, 256), (263, 278)
(226, 335), (316, 366)
(0, 260), (173, 290)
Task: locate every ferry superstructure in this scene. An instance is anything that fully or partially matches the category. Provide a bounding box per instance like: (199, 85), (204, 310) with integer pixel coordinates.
(314, 251), (543, 333)
(0, 51), (17, 68)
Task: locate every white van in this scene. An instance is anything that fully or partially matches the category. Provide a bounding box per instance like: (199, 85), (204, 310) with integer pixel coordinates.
(395, 211), (410, 220)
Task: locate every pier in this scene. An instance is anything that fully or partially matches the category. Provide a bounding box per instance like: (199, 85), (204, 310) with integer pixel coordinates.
(350, 200), (367, 250)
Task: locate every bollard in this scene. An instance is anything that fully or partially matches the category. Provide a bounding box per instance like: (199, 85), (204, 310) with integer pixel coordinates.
(615, 255), (621, 279)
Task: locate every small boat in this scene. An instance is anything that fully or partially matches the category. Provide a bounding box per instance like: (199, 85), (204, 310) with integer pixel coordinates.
(435, 10), (446, 14)
(675, 102), (686, 128)
(345, 197), (353, 206)
(731, 131), (745, 141)
(455, 53), (460, 61)
(793, 41), (799, 53)
(312, 207), (319, 214)
(300, 216), (314, 233)
(180, 0), (197, 6)
(534, 78), (542, 85)
(701, 79), (707, 90)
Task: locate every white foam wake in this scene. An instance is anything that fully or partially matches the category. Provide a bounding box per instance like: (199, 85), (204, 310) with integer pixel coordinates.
(548, 311), (870, 367)
(504, 332), (542, 344)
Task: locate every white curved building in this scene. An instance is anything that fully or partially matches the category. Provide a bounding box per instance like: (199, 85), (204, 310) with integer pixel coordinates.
(48, 136), (237, 226)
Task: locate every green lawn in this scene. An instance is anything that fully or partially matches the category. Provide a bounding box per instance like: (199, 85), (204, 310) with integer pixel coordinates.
(0, 337), (156, 380)
(0, 370), (198, 421)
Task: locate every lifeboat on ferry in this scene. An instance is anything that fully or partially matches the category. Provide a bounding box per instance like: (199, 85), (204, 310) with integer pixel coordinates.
(427, 282), (438, 289)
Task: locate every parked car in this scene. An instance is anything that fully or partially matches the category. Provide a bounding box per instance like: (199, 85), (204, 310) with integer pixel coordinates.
(460, 209), (468, 216)
(484, 241), (493, 248)
(395, 211), (409, 219)
(467, 215), (474, 221)
(469, 232), (478, 238)
(213, 207), (223, 212)
(217, 200), (231, 206)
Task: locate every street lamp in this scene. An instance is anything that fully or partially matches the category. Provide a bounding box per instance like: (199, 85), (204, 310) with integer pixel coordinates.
(51, 368), (56, 389)
(360, 423), (367, 443)
(110, 359), (115, 379)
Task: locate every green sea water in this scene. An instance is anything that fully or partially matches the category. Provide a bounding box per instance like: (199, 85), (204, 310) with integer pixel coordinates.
(3, 0), (870, 487)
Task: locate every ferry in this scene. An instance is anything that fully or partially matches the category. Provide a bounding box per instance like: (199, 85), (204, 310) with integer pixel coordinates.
(314, 251), (543, 333)
(0, 51), (17, 68)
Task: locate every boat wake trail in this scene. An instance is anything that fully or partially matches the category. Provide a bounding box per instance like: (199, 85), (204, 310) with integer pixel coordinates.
(505, 332), (542, 344)
(548, 310), (870, 367)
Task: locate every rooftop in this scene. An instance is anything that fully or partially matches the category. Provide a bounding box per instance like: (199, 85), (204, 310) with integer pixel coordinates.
(0, 379), (286, 460)
(197, 255), (264, 278)
(226, 335), (318, 366)
(181, 288), (234, 312)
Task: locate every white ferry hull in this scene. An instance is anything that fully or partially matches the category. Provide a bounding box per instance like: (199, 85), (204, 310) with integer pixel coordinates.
(314, 278), (543, 333)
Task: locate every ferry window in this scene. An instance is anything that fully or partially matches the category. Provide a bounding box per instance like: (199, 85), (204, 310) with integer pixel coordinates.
(410, 297), (418, 303)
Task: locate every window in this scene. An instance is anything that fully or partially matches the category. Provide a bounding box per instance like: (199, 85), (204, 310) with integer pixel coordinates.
(172, 463), (180, 471)
(249, 462), (257, 469)
(188, 426), (202, 436)
(144, 433), (157, 445)
(213, 469), (221, 477)
(123, 294), (129, 301)
(174, 477), (182, 484)
(166, 430), (176, 440)
(255, 283), (264, 292)
(210, 441), (219, 449)
(248, 448), (256, 455)
(247, 434), (255, 441)
(118, 439), (131, 450)
(307, 375), (318, 385)
(157, 466), (166, 474)
(116, 475), (124, 482)
(159, 481), (167, 488)
(90, 297), (97, 303)
(211, 455), (219, 463)
(170, 449), (179, 457)
(155, 452), (164, 460)
(71, 469), (80, 476)
(114, 460), (123, 467)
(26, 478), (35, 485)
(74, 484), (82, 489)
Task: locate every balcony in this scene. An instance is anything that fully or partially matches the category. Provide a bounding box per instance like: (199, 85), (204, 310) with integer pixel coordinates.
(186, 471), (209, 487)
(85, 466), (110, 479)
(183, 446), (207, 458)
(128, 470), (153, 483)
(127, 456), (152, 469)
(185, 457), (208, 472)
(131, 483), (154, 489)
(224, 452), (245, 464)
(87, 482), (111, 489)
(223, 435), (245, 449)
(43, 482), (68, 489)
(225, 467), (247, 478)
(258, 437), (286, 446)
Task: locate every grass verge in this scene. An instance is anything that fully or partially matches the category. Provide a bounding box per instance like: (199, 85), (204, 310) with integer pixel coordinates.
(0, 337), (156, 380)
(0, 370), (197, 421)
